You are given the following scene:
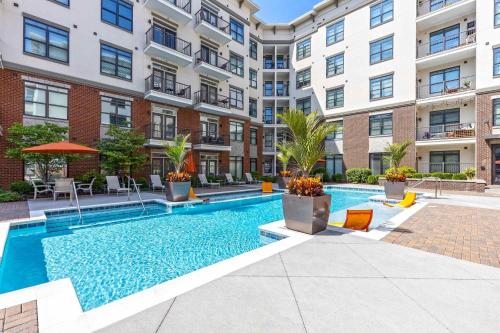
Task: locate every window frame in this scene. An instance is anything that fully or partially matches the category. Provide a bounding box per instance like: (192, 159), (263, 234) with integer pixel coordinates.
(370, 73), (394, 100)
(23, 17), (70, 64)
(296, 38), (311, 61)
(250, 158), (257, 173)
(229, 53), (244, 77)
(369, 113), (393, 136)
(250, 128), (258, 145)
(263, 107), (274, 124)
(326, 86), (344, 109)
(370, 35), (394, 65)
(494, 47), (500, 77)
(229, 86), (244, 110)
(326, 154), (344, 175)
(369, 153), (390, 175)
(296, 68), (311, 89)
(429, 150), (461, 173)
(370, 0), (393, 28)
(326, 53), (344, 77)
(249, 39), (258, 60)
(495, 0), (500, 27)
(230, 18), (244, 44)
(101, 0), (133, 33)
(100, 43), (133, 81)
(230, 121), (244, 142)
(49, 0), (70, 7)
(296, 97), (311, 114)
(494, 99), (500, 127)
(429, 66), (460, 95)
(100, 95), (132, 128)
(249, 68), (258, 88)
(326, 120), (343, 140)
(326, 20), (344, 46)
(249, 98), (257, 118)
(229, 156), (244, 179)
(23, 81), (69, 120)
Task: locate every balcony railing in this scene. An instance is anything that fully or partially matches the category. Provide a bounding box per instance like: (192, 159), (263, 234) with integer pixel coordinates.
(194, 50), (230, 72)
(263, 58), (289, 70)
(417, 75), (475, 99)
(417, 122), (475, 141)
(194, 90), (230, 109)
(191, 131), (230, 146)
(162, 0), (191, 13)
(417, 162), (475, 174)
(146, 26), (192, 56)
(144, 125), (191, 141)
(195, 9), (230, 34)
(417, 30), (476, 58)
(145, 75), (191, 100)
(417, 0), (463, 17)
(276, 84), (290, 97)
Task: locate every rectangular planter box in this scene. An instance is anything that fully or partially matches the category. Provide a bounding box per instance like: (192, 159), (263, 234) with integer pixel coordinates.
(166, 181), (191, 202)
(282, 193), (332, 235)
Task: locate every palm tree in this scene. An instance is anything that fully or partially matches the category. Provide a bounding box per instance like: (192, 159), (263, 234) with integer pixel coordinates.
(164, 134), (191, 174)
(383, 141), (412, 173)
(278, 110), (337, 177)
(276, 142), (293, 173)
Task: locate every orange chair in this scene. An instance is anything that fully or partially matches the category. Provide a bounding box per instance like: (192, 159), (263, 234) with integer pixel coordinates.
(329, 209), (374, 232)
(262, 182), (273, 193)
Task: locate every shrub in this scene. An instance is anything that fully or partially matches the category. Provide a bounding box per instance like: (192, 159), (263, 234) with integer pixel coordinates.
(346, 168), (372, 183)
(385, 166), (416, 177)
(452, 173), (467, 180)
(412, 173), (423, 179)
(367, 175), (379, 185)
(430, 172), (453, 180)
(76, 170), (106, 192)
(9, 181), (33, 195)
(279, 170), (291, 177)
(333, 173), (343, 183)
(0, 191), (23, 202)
(311, 167), (327, 176)
(134, 177), (148, 189)
(464, 167), (476, 180)
(422, 173), (432, 178)
(287, 177), (324, 197)
(260, 176), (277, 183)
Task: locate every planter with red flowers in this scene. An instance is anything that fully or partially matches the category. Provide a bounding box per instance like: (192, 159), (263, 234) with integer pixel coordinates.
(382, 141), (413, 200)
(164, 134), (192, 202)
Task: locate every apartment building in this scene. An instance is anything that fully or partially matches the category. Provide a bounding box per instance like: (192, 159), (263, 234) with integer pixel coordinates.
(0, 0), (499, 186)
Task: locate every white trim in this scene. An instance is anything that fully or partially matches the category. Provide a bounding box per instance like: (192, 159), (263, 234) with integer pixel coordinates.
(99, 91), (134, 102)
(21, 75), (71, 89)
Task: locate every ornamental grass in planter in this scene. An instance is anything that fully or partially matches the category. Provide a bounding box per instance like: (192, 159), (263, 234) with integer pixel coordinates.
(164, 134), (192, 202)
(383, 141), (413, 200)
(276, 143), (293, 189)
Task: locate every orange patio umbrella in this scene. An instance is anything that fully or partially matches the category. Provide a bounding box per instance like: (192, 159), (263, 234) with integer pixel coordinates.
(22, 141), (99, 154)
(185, 151), (196, 173)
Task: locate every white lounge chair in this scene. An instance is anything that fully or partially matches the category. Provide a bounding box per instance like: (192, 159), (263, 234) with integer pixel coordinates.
(245, 173), (262, 184)
(198, 174), (220, 188)
(77, 177), (95, 196)
(53, 178), (73, 201)
(106, 176), (130, 195)
(30, 178), (53, 200)
(225, 173), (245, 185)
(150, 175), (165, 192)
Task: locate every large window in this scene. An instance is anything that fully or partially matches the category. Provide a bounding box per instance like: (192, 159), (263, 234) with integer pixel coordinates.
(494, 47), (500, 76)
(101, 0), (133, 32)
(297, 38), (311, 60)
(23, 17), (69, 63)
(296, 97), (311, 114)
(250, 158), (257, 173)
(429, 66), (460, 95)
(249, 39), (258, 60)
(430, 0), (460, 12)
(229, 86), (243, 109)
(369, 113), (393, 136)
(264, 55), (274, 69)
(496, 0), (500, 27)
(430, 151), (460, 173)
(429, 24), (460, 54)
(370, 35), (393, 64)
(264, 107), (273, 124)
(326, 155), (343, 175)
(24, 81), (68, 119)
(326, 53), (344, 77)
(370, 0), (393, 28)
(327, 120), (343, 140)
(370, 74), (393, 100)
(249, 98), (257, 118)
(264, 81), (273, 96)
(264, 132), (273, 147)
(326, 20), (344, 46)
(249, 69), (257, 88)
(229, 53), (244, 77)
(370, 153), (390, 175)
(326, 87), (344, 109)
(230, 157), (243, 179)
(296, 68), (311, 89)
(230, 121), (244, 142)
(230, 18), (244, 44)
(101, 96), (131, 127)
(100, 43), (132, 80)
(494, 99), (500, 126)
(430, 109), (460, 133)
(250, 128), (258, 145)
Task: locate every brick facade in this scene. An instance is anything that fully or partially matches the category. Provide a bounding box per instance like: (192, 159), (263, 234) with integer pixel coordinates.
(476, 91), (500, 184)
(393, 104), (417, 168)
(343, 112), (369, 169)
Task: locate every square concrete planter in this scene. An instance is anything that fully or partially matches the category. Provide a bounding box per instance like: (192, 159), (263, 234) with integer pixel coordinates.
(166, 181), (191, 202)
(282, 193), (332, 234)
(384, 181), (405, 200)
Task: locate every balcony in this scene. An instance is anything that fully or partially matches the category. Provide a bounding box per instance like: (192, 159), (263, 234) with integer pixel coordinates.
(416, 30), (476, 69)
(263, 58), (289, 71)
(416, 162), (475, 174)
(144, 27), (192, 67)
(276, 84), (290, 98)
(193, 91), (231, 116)
(416, 0), (476, 30)
(416, 122), (476, 145)
(144, 75), (192, 107)
(193, 51), (232, 81)
(144, 0), (192, 26)
(191, 131), (231, 151)
(416, 75), (475, 105)
(194, 9), (232, 45)
(144, 125), (191, 147)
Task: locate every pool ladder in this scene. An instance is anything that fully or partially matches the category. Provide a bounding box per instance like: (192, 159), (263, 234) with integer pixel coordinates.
(409, 177), (442, 199)
(128, 176), (145, 210)
(71, 180), (82, 220)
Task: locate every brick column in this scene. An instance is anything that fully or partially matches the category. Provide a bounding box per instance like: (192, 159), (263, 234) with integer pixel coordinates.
(343, 112), (369, 169)
(393, 104), (417, 168)
(476, 92), (497, 184)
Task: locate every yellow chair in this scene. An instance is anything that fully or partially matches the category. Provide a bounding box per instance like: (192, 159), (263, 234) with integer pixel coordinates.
(262, 182), (273, 193)
(189, 187), (198, 199)
(384, 192), (416, 208)
(329, 209), (374, 232)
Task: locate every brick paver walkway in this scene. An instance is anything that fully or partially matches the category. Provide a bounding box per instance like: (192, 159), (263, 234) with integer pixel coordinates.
(0, 201), (30, 222)
(383, 204), (500, 267)
(0, 301), (38, 332)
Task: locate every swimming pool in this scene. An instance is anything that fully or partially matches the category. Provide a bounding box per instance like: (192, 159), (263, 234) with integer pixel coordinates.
(0, 189), (374, 311)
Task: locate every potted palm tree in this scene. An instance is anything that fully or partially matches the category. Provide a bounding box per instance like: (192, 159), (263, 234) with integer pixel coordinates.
(278, 110), (337, 234)
(276, 142), (293, 189)
(383, 141), (412, 200)
(164, 134), (191, 202)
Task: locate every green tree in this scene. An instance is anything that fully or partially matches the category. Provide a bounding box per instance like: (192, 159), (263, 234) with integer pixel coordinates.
(164, 134), (191, 174)
(99, 125), (148, 176)
(5, 123), (77, 182)
(383, 141), (413, 173)
(276, 142), (293, 173)
(278, 110), (337, 177)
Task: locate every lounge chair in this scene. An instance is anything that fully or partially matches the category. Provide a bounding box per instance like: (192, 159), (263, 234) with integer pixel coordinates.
(150, 175), (165, 192)
(106, 176), (130, 196)
(262, 182), (273, 193)
(384, 192), (416, 208)
(198, 174), (220, 188)
(245, 173), (262, 184)
(53, 178), (73, 201)
(225, 173), (245, 185)
(30, 178), (53, 200)
(329, 209), (374, 232)
(76, 177), (95, 196)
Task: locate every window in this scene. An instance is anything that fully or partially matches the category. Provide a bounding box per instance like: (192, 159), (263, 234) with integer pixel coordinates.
(496, 0), (500, 27)
(296, 68), (311, 89)
(229, 86), (243, 109)
(370, 153), (390, 175)
(296, 97), (311, 114)
(101, 96), (131, 127)
(229, 53), (244, 77)
(430, 109), (460, 133)
(494, 99), (500, 126)
(23, 17), (69, 63)
(326, 155), (343, 175)
(430, 151), (460, 173)
(370, 74), (393, 100)
(249, 98), (257, 118)
(50, 0), (69, 6)
(250, 40), (258, 59)
(264, 107), (274, 124)
(264, 81), (273, 96)
(370, 0), (393, 28)
(101, 0), (133, 32)
(276, 55), (288, 69)
(326, 53), (344, 77)
(326, 87), (344, 109)
(200, 154), (219, 176)
(370, 35), (393, 64)
(250, 158), (257, 173)
(230, 18), (244, 44)
(276, 81), (288, 97)
(429, 24), (460, 54)
(327, 120), (343, 140)
(494, 47), (500, 76)
(297, 38), (311, 60)
(264, 55), (274, 69)
(24, 81), (68, 119)
(249, 69), (258, 88)
(264, 159), (272, 173)
(430, 0), (460, 12)
(230, 122), (244, 142)
(369, 113), (393, 136)
(429, 66), (460, 95)
(326, 20), (344, 46)
(100, 43), (132, 80)
(250, 128), (258, 145)
(264, 131), (273, 147)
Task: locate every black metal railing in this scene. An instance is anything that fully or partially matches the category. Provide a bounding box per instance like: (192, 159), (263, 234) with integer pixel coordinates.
(194, 90), (230, 109)
(144, 125), (191, 141)
(164, 0), (191, 13)
(417, 0), (462, 16)
(191, 131), (230, 146)
(194, 50), (230, 71)
(276, 84), (290, 97)
(417, 75), (475, 99)
(417, 122), (475, 141)
(146, 26), (191, 56)
(145, 75), (191, 100)
(195, 9), (230, 34)
(417, 30), (476, 58)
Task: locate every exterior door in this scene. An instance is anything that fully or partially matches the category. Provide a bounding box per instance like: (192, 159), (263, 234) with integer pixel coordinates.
(201, 84), (217, 104)
(494, 146), (500, 184)
(152, 113), (176, 140)
(153, 69), (175, 94)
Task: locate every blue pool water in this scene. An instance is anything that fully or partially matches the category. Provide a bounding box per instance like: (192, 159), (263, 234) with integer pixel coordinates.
(0, 189), (373, 311)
